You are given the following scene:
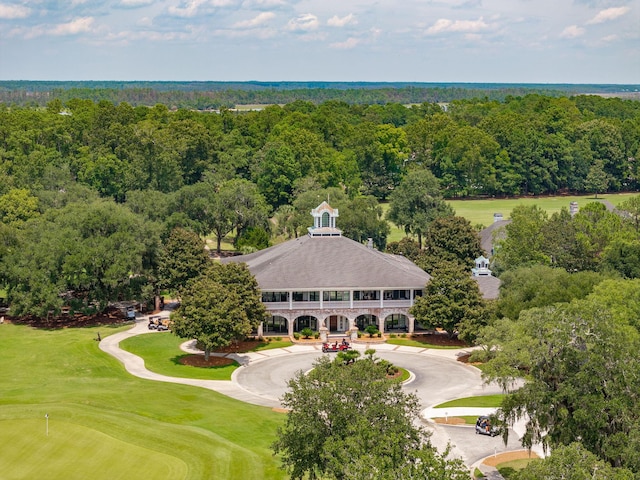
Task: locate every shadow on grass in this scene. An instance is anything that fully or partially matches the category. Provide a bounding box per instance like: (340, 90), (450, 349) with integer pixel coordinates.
(497, 467), (517, 479)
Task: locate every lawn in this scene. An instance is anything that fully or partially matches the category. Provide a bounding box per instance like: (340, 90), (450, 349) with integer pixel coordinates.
(387, 337), (465, 350)
(435, 394), (505, 408)
(120, 332), (240, 380)
(0, 323), (285, 480)
(119, 333), (293, 381)
(497, 458), (539, 478)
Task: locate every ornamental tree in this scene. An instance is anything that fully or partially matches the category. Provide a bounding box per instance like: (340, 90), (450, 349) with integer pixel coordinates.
(171, 262), (265, 360)
(410, 261), (485, 338)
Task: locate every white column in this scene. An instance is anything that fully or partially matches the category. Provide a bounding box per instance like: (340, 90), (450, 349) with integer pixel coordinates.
(320, 291), (324, 309)
(349, 290), (353, 309)
(289, 291), (293, 310)
(380, 289), (384, 308)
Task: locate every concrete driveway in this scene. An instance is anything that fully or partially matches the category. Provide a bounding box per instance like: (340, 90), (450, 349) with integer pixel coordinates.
(101, 320), (535, 469)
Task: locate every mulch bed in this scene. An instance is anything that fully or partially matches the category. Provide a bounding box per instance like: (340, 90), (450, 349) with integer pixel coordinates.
(179, 355), (236, 367)
(482, 450), (539, 466)
(3, 307), (129, 329)
(433, 417), (468, 425)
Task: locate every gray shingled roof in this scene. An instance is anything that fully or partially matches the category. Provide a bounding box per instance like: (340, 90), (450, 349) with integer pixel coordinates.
(223, 235), (431, 291)
(473, 275), (501, 300)
(479, 220), (511, 257)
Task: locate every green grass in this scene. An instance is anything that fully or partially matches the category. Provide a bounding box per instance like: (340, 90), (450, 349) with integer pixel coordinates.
(385, 338), (466, 350)
(396, 367), (411, 383)
(0, 418), (188, 479)
(0, 323), (285, 479)
(447, 192), (635, 228)
(435, 394), (505, 408)
(497, 458), (539, 478)
(382, 193), (637, 243)
(120, 332), (240, 380)
(474, 466), (486, 478)
(254, 339), (294, 351)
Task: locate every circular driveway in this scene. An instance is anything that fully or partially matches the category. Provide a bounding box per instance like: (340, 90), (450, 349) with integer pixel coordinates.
(234, 348), (502, 407)
(103, 321), (531, 469)
(232, 346), (521, 467)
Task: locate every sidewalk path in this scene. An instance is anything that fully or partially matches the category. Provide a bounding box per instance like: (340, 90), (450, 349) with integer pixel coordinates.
(99, 314), (281, 408)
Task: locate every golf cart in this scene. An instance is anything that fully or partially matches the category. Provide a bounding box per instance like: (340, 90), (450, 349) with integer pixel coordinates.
(475, 416), (499, 437)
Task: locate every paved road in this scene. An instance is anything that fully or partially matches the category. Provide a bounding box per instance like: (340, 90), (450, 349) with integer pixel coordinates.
(100, 318), (539, 472)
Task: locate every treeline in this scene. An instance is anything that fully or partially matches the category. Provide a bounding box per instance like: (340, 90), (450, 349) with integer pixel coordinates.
(1, 94), (639, 201)
(0, 80), (626, 109)
(1, 94), (639, 316)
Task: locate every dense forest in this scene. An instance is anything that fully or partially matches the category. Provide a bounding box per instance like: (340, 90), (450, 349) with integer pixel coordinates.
(1, 93), (639, 316)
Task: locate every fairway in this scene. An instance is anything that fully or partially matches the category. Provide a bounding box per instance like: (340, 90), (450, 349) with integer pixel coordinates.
(384, 192), (636, 242)
(0, 324), (286, 480)
(0, 418), (188, 480)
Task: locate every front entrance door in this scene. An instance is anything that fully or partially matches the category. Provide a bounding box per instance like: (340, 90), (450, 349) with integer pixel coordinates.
(329, 316), (338, 331)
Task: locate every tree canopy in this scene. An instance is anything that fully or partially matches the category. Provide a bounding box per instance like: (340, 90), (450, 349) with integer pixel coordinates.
(481, 292), (640, 472)
(170, 262), (265, 360)
(272, 353), (468, 480)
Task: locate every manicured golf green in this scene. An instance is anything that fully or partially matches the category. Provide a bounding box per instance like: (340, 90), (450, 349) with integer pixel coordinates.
(0, 418), (188, 480)
(435, 394), (505, 408)
(0, 323), (285, 479)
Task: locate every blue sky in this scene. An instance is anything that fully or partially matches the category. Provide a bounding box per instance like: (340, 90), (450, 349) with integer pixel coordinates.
(0, 0), (638, 83)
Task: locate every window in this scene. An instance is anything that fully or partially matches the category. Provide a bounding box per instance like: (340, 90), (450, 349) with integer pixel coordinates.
(353, 290), (380, 301)
(261, 291), (289, 302)
(413, 289), (423, 298)
(293, 291), (320, 302)
(322, 291), (350, 302)
(322, 211), (330, 228)
(265, 316), (288, 333)
(385, 314), (408, 330)
(383, 290), (410, 300)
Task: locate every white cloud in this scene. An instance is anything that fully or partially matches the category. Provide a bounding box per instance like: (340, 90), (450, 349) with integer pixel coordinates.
(601, 34), (619, 42)
(50, 17), (94, 36)
(586, 6), (630, 24)
(232, 12), (275, 28)
(168, 0), (208, 18)
(119, 0), (154, 7)
(167, 0), (236, 17)
(330, 37), (360, 49)
(287, 13), (318, 32)
(327, 13), (357, 27)
(213, 27), (277, 39)
(0, 3), (31, 19)
(426, 16), (489, 34)
(560, 25), (585, 38)
(242, 0), (286, 7)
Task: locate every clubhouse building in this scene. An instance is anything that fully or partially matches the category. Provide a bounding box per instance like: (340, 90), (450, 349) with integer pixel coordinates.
(225, 202), (499, 338)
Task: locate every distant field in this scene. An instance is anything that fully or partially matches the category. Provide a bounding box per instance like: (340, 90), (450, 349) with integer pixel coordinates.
(384, 192), (636, 242)
(447, 192), (635, 227)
